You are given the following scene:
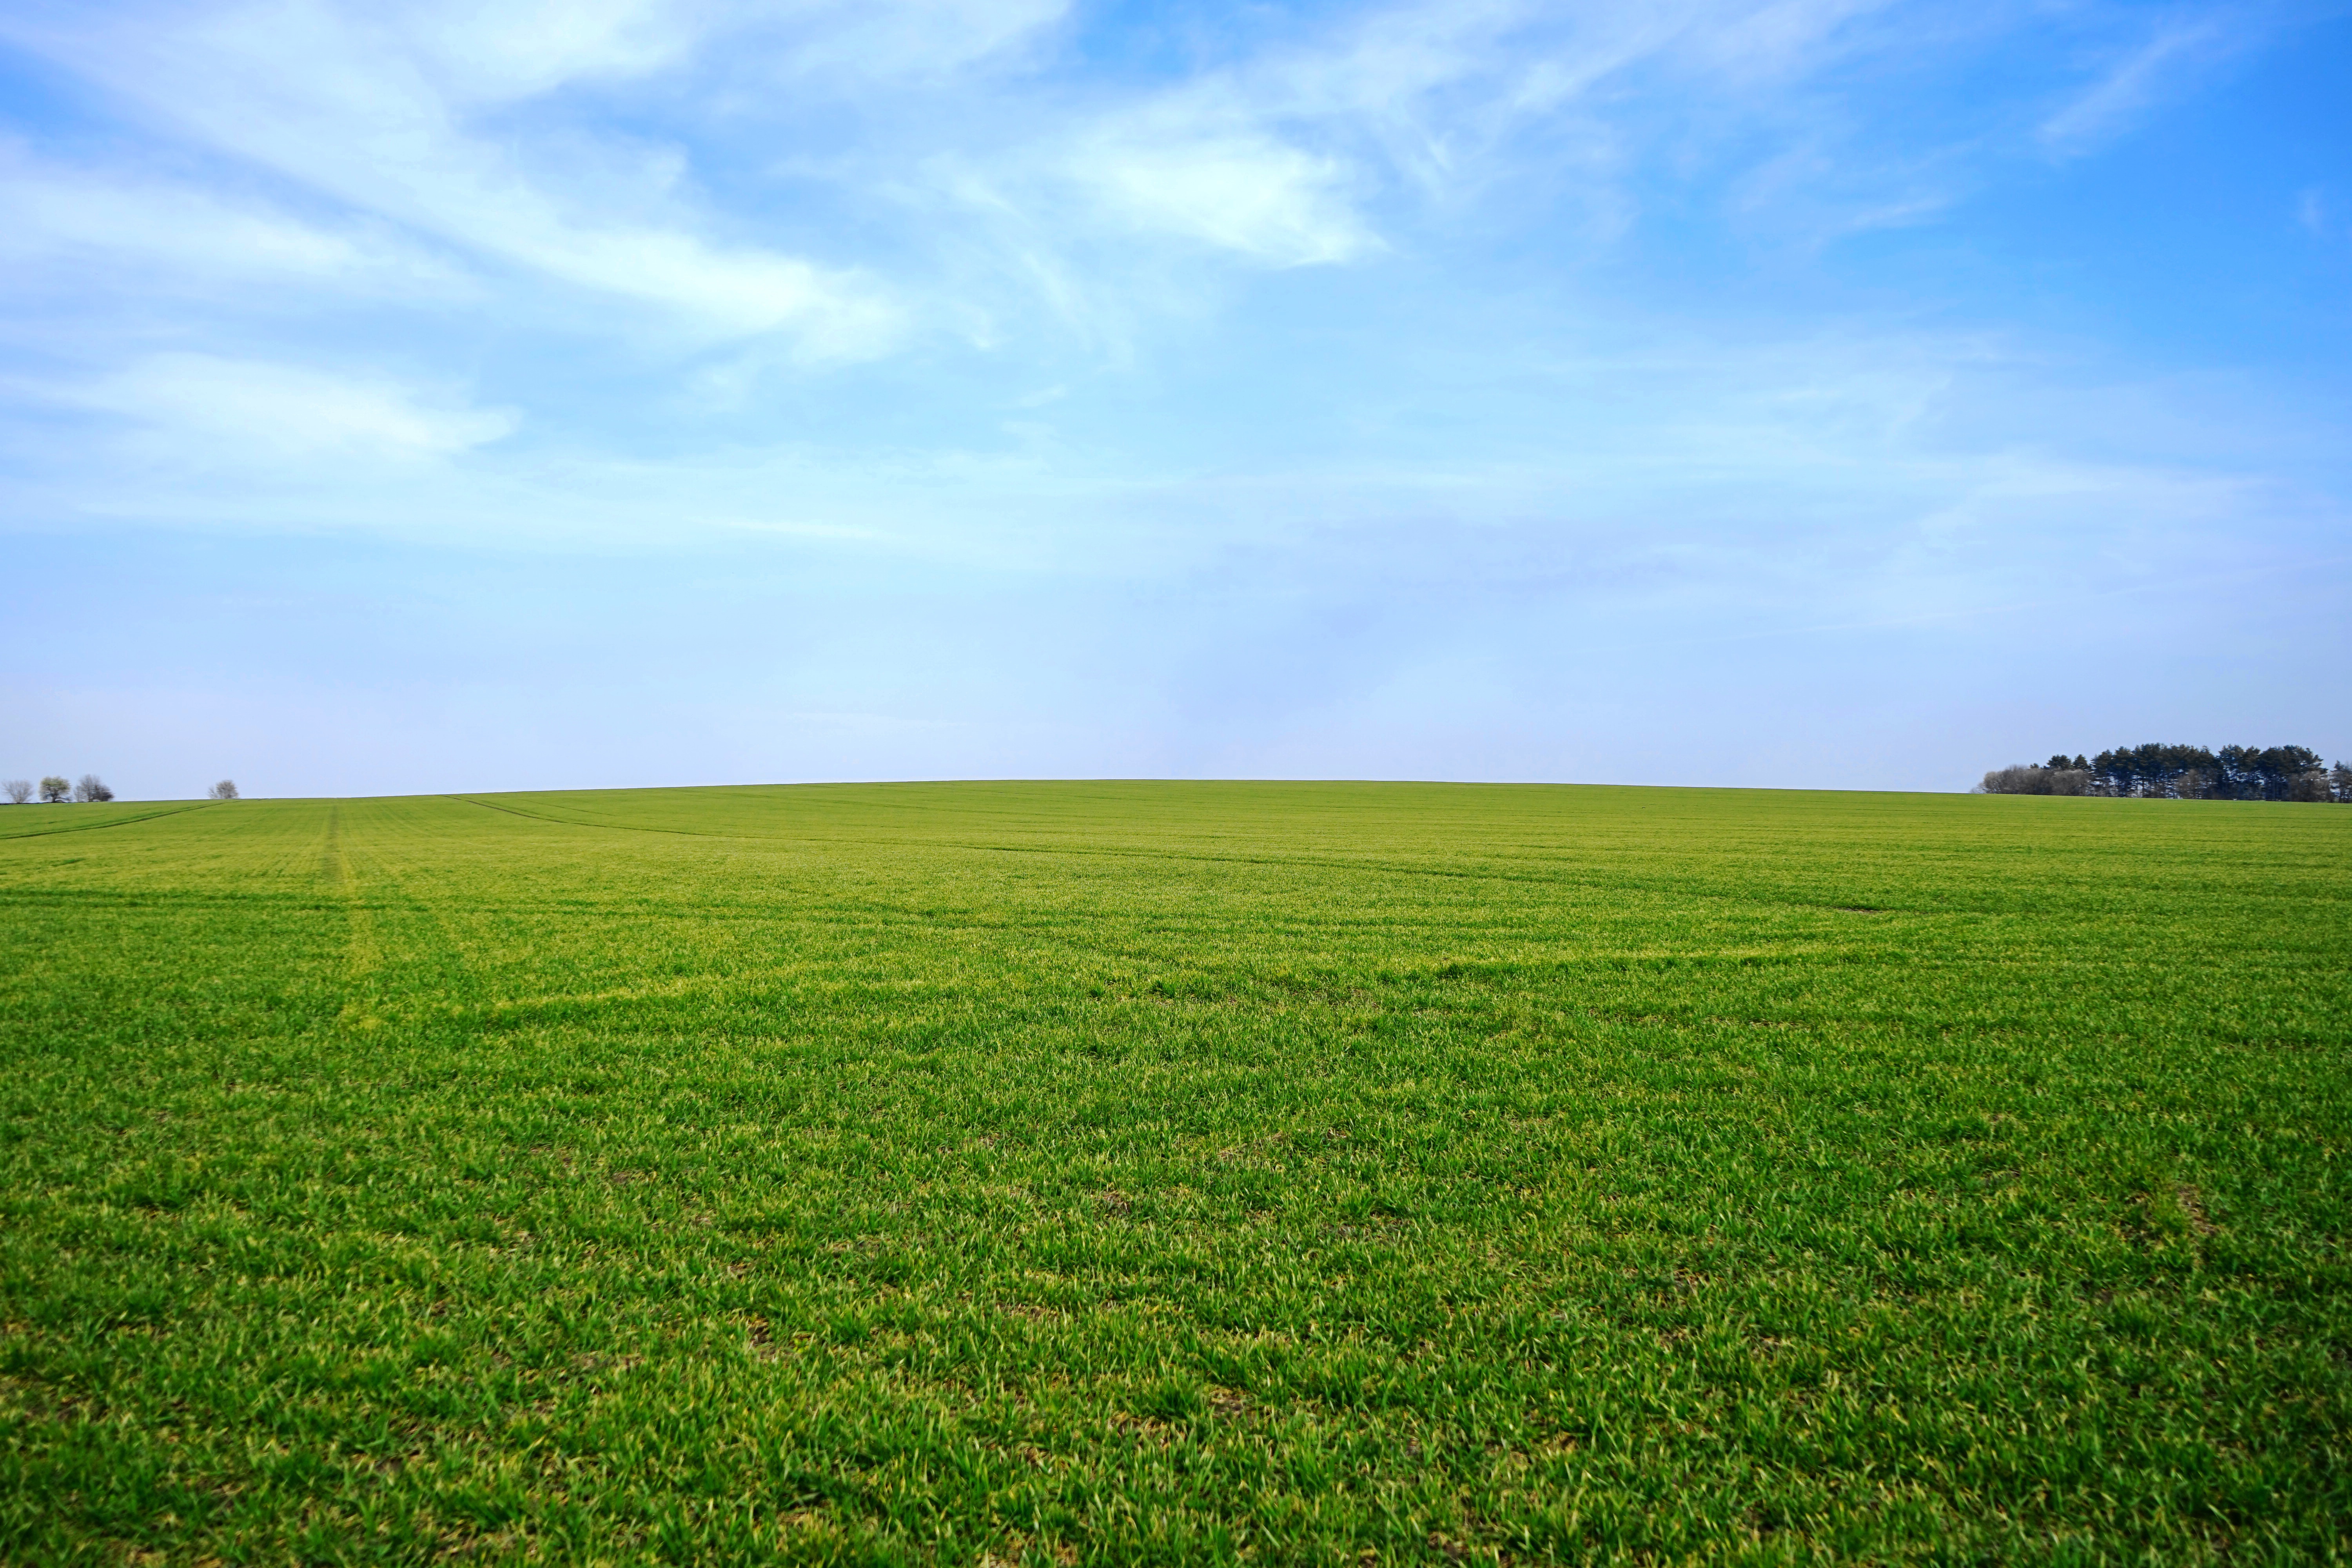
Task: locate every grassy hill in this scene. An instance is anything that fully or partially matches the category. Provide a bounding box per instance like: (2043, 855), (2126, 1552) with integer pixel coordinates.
(2, 782), (2347, 1563)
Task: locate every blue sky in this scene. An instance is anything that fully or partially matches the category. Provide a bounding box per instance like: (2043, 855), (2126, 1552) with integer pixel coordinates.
(3, 0), (2348, 798)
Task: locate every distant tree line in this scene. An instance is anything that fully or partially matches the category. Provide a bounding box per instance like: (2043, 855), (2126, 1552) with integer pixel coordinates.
(1981, 745), (2350, 801)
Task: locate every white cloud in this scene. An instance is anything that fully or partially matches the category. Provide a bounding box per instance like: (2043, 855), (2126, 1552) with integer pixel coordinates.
(2, 0), (2199, 358)
(205, 0), (1071, 107)
(1068, 115), (1376, 267)
(395, 0), (709, 101)
(757, 0), (1069, 82)
(1, 1), (903, 349)
(65, 353), (515, 462)
(1032, 0), (1920, 276)
(0, 147), (457, 294)
(1670, 0), (1894, 81)
(1016, 2), (1559, 271)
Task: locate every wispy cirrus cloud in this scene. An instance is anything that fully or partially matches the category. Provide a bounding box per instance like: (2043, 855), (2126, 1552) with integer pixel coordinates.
(0, 0), (904, 350)
(2040, 12), (2243, 156)
(1065, 112), (1377, 267)
(56, 352), (517, 464)
(0, 144), (461, 298)
(976, 0), (1986, 294)
(1, 0), (2266, 361)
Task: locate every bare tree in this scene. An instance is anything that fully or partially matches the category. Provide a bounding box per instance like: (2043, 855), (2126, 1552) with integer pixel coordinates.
(73, 774), (114, 803)
(38, 775), (70, 803)
(207, 779), (239, 801)
(3, 780), (29, 805)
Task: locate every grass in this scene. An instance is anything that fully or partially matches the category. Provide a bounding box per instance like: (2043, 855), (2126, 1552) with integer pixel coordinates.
(0, 781), (2346, 1566)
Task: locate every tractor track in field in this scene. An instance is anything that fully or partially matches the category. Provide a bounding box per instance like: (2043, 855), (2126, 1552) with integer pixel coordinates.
(0, 802), (215, 841)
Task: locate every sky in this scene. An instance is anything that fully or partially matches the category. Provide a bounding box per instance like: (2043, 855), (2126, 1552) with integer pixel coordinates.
(2, 0), (2348, 799)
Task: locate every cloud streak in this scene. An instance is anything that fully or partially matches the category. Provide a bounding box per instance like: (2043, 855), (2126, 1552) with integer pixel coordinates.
(45, 353), (515, 465)
(2040, 13), (2239, 155)
(0, 145), (461, 297)
(3, 0), (903, 348)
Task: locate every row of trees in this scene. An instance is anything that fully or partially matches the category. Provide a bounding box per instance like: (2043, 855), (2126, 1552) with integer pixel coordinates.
(5, 775), (112, 804)
(1982, 745), (2351, 801)
(5, 777), (238, 803)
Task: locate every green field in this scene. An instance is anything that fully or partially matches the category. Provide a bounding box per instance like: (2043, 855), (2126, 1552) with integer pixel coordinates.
(2, 782), (2347, 1565)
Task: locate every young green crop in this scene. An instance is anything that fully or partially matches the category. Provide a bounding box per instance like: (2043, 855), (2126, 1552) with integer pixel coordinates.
(2, 782), (2346, 1564)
